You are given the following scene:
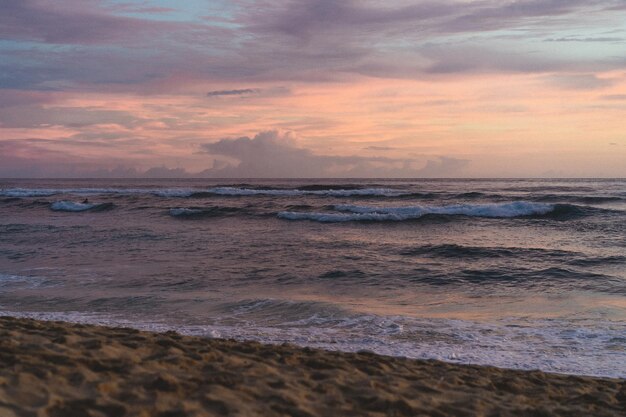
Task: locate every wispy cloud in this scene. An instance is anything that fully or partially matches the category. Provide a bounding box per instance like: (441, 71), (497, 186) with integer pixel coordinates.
(600, 94), (626, 100)
(206, 88), (260, 97)
(544, 37), (624, 42)
(546, 74), (616, 90)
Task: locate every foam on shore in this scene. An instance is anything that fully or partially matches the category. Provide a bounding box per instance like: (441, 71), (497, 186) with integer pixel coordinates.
(0, 316), (623, 417)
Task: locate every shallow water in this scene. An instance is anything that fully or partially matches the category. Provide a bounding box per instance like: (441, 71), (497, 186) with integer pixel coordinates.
(1, 178), (625, 377)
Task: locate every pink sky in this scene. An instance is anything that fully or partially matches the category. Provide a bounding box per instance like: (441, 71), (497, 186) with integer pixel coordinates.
(1, 1), (625, 177)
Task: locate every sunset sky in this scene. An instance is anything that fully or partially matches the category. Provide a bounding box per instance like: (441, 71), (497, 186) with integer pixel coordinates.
(1, 0), (625, 178)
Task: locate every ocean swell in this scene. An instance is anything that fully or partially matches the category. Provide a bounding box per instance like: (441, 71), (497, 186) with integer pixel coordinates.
(1, 186), (406, 198)
(200, 187), (404, 197)
(169, 206), (243, 218)
(278, 201), (560, 222)
(50, 201), (114, 212)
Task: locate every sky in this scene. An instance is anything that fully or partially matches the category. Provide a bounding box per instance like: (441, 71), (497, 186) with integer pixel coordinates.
(0, 0), (625, 178)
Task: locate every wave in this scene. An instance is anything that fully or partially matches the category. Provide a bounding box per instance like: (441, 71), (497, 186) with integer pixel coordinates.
(198, 187), (405, 197)
(3, 308), (624, 378)
(297, 184), (366, 191)
(399, 244), (575, 259)
(567, 255), (626, 267)
(0, 274), (50, 289)
(0, 188), (58, 197)
(50, 201), (114, 212)
(529, 194), (625, 204)
(455, 267), (621, 288)
(0, 187), (184, 198)
(1, 186), (406, 198)
(168, 206), (243, 218)
(278, 201), (563, 222)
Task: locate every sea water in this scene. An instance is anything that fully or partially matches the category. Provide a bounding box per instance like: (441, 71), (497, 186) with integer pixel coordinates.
(1, 178), (624, 377)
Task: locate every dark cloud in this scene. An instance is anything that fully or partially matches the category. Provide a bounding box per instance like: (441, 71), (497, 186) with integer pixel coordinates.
(0, 0), (178, 44)
(1, 0), (624, 92)
(201, 131), (469, 178)
(248, 0), (610, 39)
(0, 90), (56, 108)
(206, 88), (260, 97)
(233, 0), (626, 79)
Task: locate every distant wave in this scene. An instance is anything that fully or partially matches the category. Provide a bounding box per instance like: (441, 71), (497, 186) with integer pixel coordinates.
(444, 192), (625, 204)
(196, 187), (405, 197)
(1, 186), (405, 198)
(399, 244), (575, 259)
(529, 194), (625, 204)
(50, 201), (114, 212)
(4, 187), (625, 205)
(168, 206), (243, 218)
(1, 188), (58, 197)
(0, 273), (52, 289)
(0, 187), (195, 198)
(415, 267), (624, 293)
(278, 201), (561, 222)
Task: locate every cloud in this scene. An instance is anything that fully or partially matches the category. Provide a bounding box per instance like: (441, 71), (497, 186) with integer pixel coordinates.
(546, 74), (616, 90)
(143, 166), (190, 178)
(201, 130), (469, 178)
(0, 139), (88, 177)
(248, 0), (613, 39)
(365, 146), (396, 151)
(0, 139), (186, 178)
(207, 88), (261, 97)
(0, 106), (143, 128)
(0, 131), (469, 178)
(600, 94), (626, 100)
(544, 37), (624, 42)
(0, 0), (178, 45)
(2, 0), (624, 92)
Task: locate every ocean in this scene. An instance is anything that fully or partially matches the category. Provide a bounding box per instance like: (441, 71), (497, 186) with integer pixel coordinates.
(1, 178), (624, 378)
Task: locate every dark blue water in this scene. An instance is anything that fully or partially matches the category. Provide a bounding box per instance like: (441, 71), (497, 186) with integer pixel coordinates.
(1, 178), (624, 377)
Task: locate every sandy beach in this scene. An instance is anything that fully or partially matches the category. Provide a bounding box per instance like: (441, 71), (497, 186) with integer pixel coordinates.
(0, 316), (623, 416)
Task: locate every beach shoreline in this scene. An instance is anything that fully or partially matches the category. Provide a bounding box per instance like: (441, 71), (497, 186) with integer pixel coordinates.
(1, 316), (624, 417)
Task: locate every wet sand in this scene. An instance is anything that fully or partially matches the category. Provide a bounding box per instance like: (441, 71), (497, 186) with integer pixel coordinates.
(0, 316), (624, 417)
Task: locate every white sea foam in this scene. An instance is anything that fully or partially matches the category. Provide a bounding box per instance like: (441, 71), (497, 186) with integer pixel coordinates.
(0, 274), (47, 289)
(279, 201), (556, 222)
(169, 208), (203, 216)
(1, 309), (623, 378)
(50, 201), (97, 212)
(152, 189), (195, 197)
(0, 188), (58, 197)
(1, 187), (142, 197)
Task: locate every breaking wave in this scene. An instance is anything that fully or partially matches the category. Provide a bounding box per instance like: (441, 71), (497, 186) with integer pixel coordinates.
(1, 188), (58, 197)
(50, 201), (114, 212)
(168, 206), (243, 218)
(278, 201), (563, 222)
(6, 186), (624, 205)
